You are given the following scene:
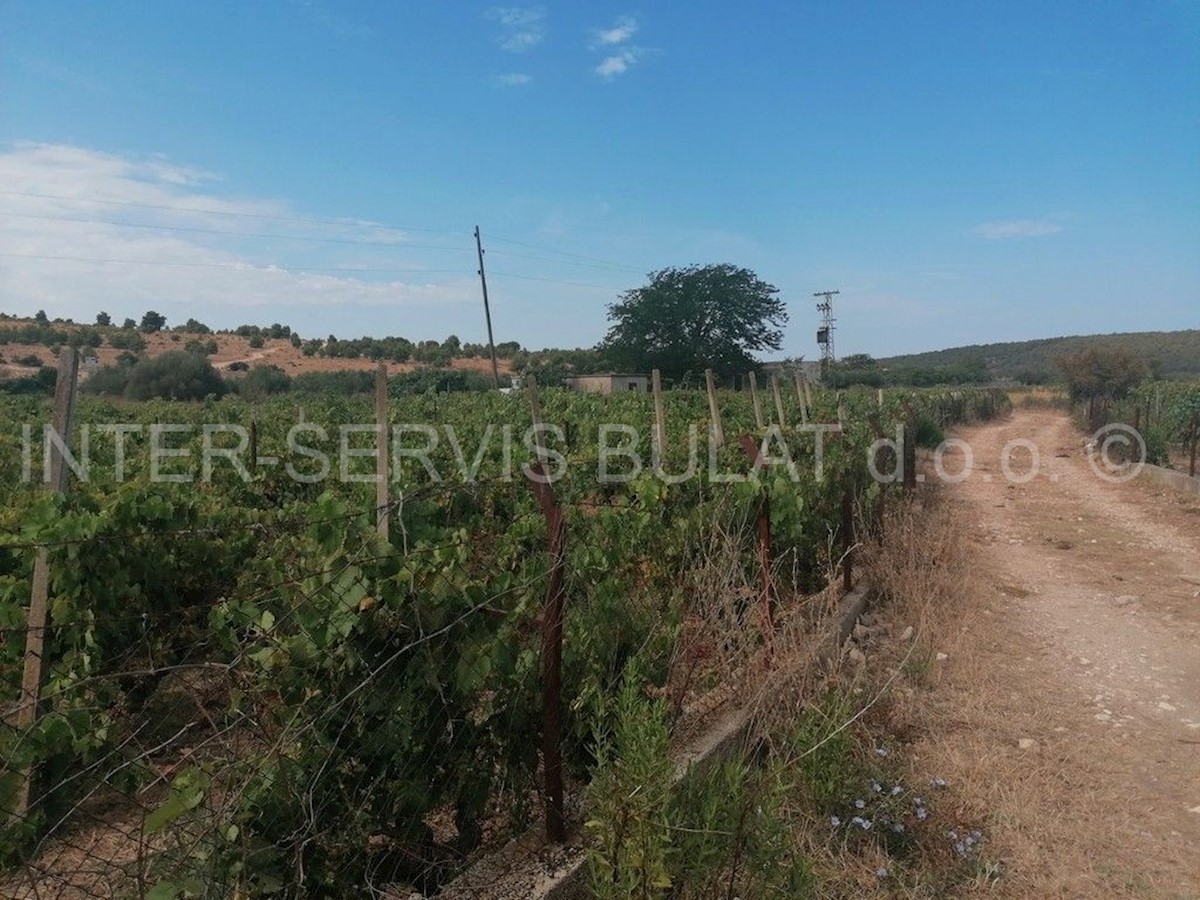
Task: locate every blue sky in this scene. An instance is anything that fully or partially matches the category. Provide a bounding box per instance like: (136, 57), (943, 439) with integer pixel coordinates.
(1, 1), (1197, 358)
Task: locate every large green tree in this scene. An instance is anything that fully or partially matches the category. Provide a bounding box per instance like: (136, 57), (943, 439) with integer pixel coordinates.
(600, 264), (787, 381)
(1055, 346), (1146, 403)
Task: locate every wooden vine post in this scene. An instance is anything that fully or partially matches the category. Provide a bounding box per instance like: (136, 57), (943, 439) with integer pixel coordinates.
(794, 371), (809, 425)
(8, 349), (80, 823)
(704, 369), (725, 449)
(524, 375), (566, 842)
(738, 434), (776, 650)
(375, 363), (389, 539)
(651, 368), (666, 467)
(770, 373), (786, 428)
(748, 371), (764, 429)
(902, 405), (918, 491)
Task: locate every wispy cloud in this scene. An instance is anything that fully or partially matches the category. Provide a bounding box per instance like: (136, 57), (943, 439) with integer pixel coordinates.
(594, 49), (641, 79)
(487, 6), (546, 53)
(493, 72), (532, 87)
(0, 143), (474, 325)
(590, 16), (645, 78)
(974, 218), (1064, 239)
(594, 16), (638, 46)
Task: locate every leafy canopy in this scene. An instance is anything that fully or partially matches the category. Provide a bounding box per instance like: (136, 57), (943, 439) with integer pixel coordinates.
(1055, 345), (1146, 402)
(600, 264), (787, 382)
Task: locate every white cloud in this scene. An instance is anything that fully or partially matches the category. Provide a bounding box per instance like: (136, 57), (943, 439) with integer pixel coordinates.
(493, 72), (532, 87)
(487, 6), (546, 53)
(0, 142), (475, 326)
(594, 50), (640, 79)
(594, 16), (638, 46)
(974, 218), (1064, 239)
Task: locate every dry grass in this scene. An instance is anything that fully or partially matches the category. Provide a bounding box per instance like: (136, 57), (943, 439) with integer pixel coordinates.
(841, 487), (1198, 898)
(1009, 387), (1068, 409)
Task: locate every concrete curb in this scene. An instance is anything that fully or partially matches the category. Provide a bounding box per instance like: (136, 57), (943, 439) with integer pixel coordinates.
(1139, 463), (1200, 496)
(438, 583), (873, 900)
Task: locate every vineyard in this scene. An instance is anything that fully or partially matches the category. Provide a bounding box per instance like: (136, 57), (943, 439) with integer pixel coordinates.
(0, 380), (1008, 897)
(1102, 380), (1200, 475)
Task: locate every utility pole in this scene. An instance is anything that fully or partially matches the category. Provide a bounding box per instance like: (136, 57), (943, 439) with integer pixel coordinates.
(474, 225), (501, 388)
(814, 289), (839, 372)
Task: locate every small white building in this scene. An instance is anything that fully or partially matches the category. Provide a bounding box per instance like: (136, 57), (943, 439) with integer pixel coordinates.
(566, 373), (650, 394)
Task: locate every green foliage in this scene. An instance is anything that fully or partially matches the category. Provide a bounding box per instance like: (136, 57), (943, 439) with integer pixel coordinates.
(388, 368), (494, 395)
(291, 370), (375, 394)
(108, 330), (147, 352)
(1108, 381), (1200, 467)
(586, 669), (674, 899)
(140, 310), (167, 333)
(877, 330), (1200, 381)
(0, 366), (55, 396)
(247, 334), (265, 349)
(80, 362), (133, 396)
(0, 383), (1007, 891)
(236, 364), (291, 399)
(913, 412), (945, 449)
(601, 264), (787, 381)
(183, 338), (218, 355)
(1056, 345), (1147, 402)
(124, 351), (228, 400)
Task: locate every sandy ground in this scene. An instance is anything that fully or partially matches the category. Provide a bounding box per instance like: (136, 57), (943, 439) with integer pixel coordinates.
(912, 408), (1200, 897)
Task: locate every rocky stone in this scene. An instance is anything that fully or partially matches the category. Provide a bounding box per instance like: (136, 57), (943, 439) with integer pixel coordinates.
(1018, 738), (1037, 750)
(1115, 595), (1140, 607)
(853, 623), (870, 641)
(847, 646), (867, 666)
(899, 625), (914, 642)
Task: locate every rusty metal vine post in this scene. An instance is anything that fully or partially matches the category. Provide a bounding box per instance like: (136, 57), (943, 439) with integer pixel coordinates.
(375, 363), (390, 539)
(524, 375), (566, 842)
(527, 464), (567, 843)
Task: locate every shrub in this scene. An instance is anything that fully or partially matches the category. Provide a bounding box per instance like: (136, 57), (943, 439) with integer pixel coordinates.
(248, 335), (265, 349)
(124, 351), (228, 401)
(0, 366), (56, 395)
(108, 331), (147, 352)
(140, 310), (167, 333)
(238, 364), (291, 399)
(388, 369), (493, 395)
(292, 370), (375, 394)
(14, 354), (42, 367)
(912, 412), (945, 449)
(81, 364), (133, 396)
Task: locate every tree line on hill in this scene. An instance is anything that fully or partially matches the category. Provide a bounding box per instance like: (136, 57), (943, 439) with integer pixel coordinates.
(5, 266), (1196, 396)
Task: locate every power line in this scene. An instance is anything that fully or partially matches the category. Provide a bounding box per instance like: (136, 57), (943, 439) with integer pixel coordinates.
(486, 234), (647, 273)
(0, 211), (467, 251)
(486, 248), (643, 273)
(488, 270), (618, 290)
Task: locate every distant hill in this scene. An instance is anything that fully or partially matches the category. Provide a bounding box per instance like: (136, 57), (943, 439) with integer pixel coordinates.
(876, 330), (1200, 382)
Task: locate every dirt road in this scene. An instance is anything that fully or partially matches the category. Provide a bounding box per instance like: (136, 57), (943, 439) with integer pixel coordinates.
(914, 408), (1200, 897)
